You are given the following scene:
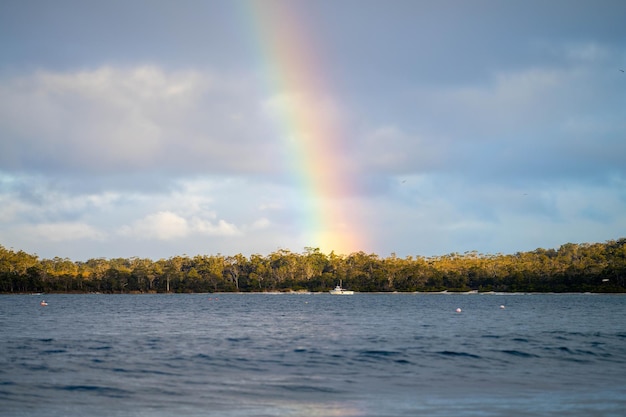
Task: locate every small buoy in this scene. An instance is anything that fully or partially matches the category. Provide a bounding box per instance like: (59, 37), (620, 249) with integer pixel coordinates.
(500, 305), (505, 309)
(455, 307), (462, 313)
(40, 300), (48, 306)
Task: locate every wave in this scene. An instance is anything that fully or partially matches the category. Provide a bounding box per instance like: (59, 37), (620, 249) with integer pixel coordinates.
(357, 350), (405, 362)
(511, 337), (530, 343)
(500, 349), (540, 358)
(271, 384), (341, 394)
(56, 385), (131, 398)
(436, 350), (482, 359)
(41, 349), (67, 354)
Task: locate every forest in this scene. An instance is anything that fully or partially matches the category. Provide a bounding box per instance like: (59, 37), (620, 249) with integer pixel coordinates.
(1, 239), (625, 294)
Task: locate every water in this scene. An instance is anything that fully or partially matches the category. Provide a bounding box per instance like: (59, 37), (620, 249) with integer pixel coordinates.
(1, 293), (625, 416)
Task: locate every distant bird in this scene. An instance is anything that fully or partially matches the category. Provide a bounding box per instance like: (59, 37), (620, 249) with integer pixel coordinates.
(620, 69), (625, 72)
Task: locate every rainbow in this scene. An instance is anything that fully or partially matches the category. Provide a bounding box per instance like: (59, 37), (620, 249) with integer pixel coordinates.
(244, 2), (365, 255)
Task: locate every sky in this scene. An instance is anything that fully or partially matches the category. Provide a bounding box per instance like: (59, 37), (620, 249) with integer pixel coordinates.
(1, 0), (625, 261)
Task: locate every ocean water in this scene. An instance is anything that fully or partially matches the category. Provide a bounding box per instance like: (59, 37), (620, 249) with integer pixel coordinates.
(1, 293), (624, 417)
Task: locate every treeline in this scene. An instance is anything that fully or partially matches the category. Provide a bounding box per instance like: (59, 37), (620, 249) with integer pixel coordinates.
(1, 239), (625, 294)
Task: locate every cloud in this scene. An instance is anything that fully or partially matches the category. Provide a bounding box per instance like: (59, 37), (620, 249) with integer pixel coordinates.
(0, 66), (282, 177)
(0, 174), (285, 259)
(192, 218), (241, 237)
(251, 217), (271, 229)
(359, 174), (626, 257)
(357, 126), (446, 174)
(21, 222), (106, 242)
(6, 58), (620, 198)
(0, 32), (624, 262)
(118, 209), (241, 241)
(0, 172), (124, 223)
(355, 54), (626, 187)
(119, 211), (189, 240)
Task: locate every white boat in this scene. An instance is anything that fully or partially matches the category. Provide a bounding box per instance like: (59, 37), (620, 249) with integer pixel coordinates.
(329, 281), (354, 295)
